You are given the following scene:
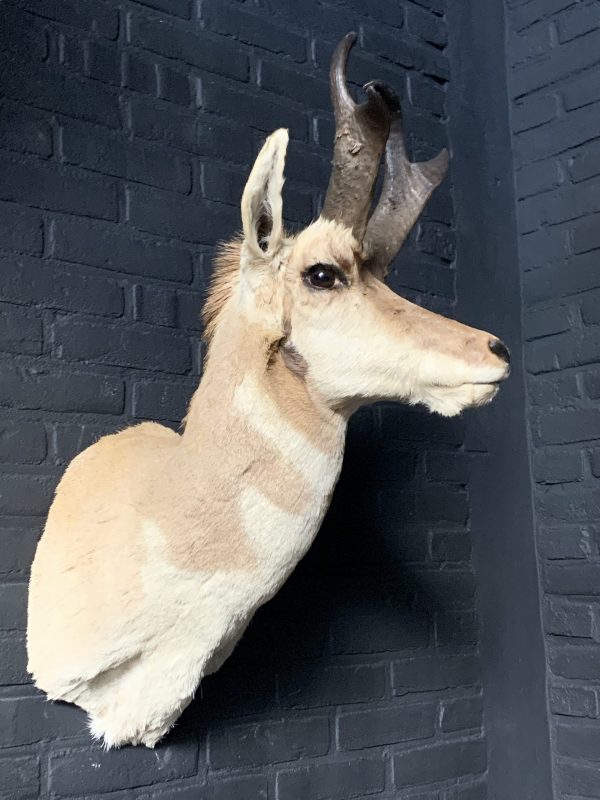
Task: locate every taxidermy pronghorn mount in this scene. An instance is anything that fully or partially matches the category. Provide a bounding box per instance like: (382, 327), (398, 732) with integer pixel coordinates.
(27, 33), (510, 748)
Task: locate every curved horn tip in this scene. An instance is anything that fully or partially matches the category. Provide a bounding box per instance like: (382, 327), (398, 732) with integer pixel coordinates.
(363, 80), (401, 114)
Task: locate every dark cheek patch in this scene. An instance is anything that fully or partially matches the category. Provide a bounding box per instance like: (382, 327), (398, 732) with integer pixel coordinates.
(281, 341), (309, 378)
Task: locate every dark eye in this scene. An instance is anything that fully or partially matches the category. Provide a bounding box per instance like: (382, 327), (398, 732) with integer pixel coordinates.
(305, 263), (339, 290)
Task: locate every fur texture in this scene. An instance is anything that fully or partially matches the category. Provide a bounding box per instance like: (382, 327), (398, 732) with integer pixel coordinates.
(27, 129), (509, 748)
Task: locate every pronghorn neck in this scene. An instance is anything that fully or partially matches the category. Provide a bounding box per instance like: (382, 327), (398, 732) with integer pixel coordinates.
(183, 309), (347, 464)
(181, 310), (347, 575)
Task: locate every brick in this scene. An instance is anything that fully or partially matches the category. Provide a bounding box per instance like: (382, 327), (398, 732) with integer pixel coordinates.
(279, 664), (386, 708)
(414, 489), (469, 523)
(406, 5), (448, 46)
(558, 760), (600, 796)
(209, 716), (328, 769)
(260, 60), (329, 110)
(130, 0), (191, 17)
(53, 318), (191, 374)
(85, 40), (120, 86)
(417, 222), (455, 262)
(513, 93), (557, 133)
(582, 290), (600, 325)
(537, 525), (594, 559)
(49, 741), (198, 795)
(130, 95), (196, 152)
(338, 702), (436, 750)
(51, 217), (193, 283)
(0, 255), (123, 317)
(519, 225), (570, 269)
(128, 186), (239, 244)
(51, 422), (114, 464)
(556, 4), (600, 43)
(212, 775), (268, 800)
(408, 72), (446, 116)
(0, 472), (56, 516)
(129, 16), (249, 81)
(63, 122), (192, 192)
(0, 366), (125, 414)
(584, 369), (600, 399)
(125, 53), (156, 94)
(361, 26), (414, 70)
(331, 610), (429, 654)
(570, 145), (600, 183)
(0, 753), (39, 798)
(0, 155), (117, 220)
(0, 58), (121, 128)
(134, 284), (177, 327)
(203, 1), (306, 62)
(0, 421), (46, 464)
(573, 215), (600, 256)
(0, 524), (41, 575)
(515, 159), (562, 200)
(523, 305), (570, 341)
(0, 583), (28, 630)
(436, 610), (479, 649)
(545, 599), (594, 638)
(533, 450), (582, 484)
(511, 27), (600, 96)
(277, 758), (385, 800)
(538, 485), (600, 523)
(539, 408), (600, 444)
(550, 686), (598, 718)
(0, 307), (43, 355)
(511, 22), (551, 63)
(130, 95), (253, 163)
(393, 655), (481, 695)
(14, 0), (119, 39)
(545, 563), (600, 595)
(158, 66), (190, 106)
(426, 451), (470, 483)
(0, 632), (28, 685)
(132, 380), (194, 421)
(515, 103), (600, 167)
(430, 531), (471, 562)
(527, 331), (600, 375)
(440, 697), (483, 732)
(202, 77), (309, 142)
(0, 102), (52, 158)
(551, 645), (600, 679)
(393, 739), (487, 788)
(446, 783), (487, 800)
(0, 203), (43, 255)
(563, 70), (600, 111)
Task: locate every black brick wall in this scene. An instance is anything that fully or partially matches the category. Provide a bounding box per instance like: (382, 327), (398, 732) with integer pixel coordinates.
(506, 1), (600, 798)
(0, 0), (517, 797)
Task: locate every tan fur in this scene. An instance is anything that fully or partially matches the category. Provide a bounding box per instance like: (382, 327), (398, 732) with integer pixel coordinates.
(27, 128), (508, 749)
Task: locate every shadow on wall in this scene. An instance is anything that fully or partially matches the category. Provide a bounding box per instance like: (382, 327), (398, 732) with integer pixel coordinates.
(176, 403), (481, 743)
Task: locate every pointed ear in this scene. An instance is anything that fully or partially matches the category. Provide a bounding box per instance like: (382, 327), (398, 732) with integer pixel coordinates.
(241, 128), (288, 259)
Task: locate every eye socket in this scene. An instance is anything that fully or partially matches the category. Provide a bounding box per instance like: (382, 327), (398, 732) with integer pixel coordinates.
(304, 263), (341, 290)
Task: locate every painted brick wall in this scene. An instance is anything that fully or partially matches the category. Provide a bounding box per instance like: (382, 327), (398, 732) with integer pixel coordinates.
(505, 1), (600, 797)
(0, 1), (490, 798)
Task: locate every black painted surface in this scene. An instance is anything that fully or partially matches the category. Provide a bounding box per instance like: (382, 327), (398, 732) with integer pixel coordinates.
(505, 1), (600, 798)
(448, 3), (554, 799)
(0, 1), (492, 798)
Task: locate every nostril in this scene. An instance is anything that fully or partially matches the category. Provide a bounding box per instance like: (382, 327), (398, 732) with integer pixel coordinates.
(489, 338), (511, 365)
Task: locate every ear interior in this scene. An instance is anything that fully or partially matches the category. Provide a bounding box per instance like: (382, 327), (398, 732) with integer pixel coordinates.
(241, 129), (288, 258)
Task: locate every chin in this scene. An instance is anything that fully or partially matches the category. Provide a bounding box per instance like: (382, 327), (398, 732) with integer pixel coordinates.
(421, 383), (501, 417)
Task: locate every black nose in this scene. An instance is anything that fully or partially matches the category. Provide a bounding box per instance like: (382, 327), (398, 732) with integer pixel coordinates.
(489, 338), (511, 364)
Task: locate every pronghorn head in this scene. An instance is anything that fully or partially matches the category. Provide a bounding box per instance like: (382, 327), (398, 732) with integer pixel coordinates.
(206, 33), (510, 418)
